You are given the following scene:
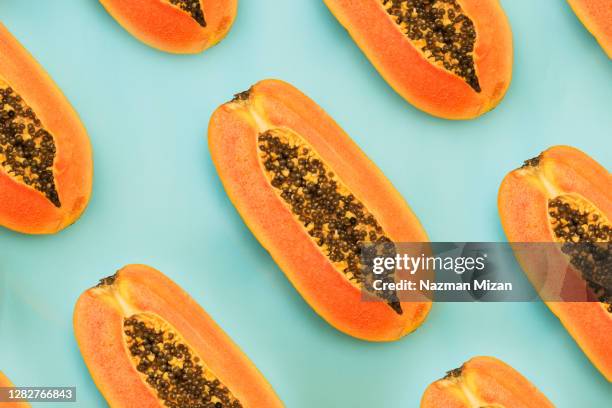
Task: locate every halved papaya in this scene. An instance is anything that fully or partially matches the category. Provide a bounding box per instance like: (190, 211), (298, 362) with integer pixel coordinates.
(208, 79), (431, 341)
(567, 0), (612, 58)
(323, 0), (513, 120)
(0, 24), (93, 234)
(73, 264), (282, 408)
(99, 0), (238, 54)
(0, 371), (30, 408)
(498, 145), (612, 381)
(420, 356), (554, 408)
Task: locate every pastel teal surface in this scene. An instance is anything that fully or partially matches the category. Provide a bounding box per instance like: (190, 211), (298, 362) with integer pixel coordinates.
(0, 0), (611, 406)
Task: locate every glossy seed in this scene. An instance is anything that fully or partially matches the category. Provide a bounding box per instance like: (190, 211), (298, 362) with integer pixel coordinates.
(124, 315), (243, 408)
(168, 0), (207, 27)
(382, 0), (481, 92)
(0, 81), (60, 207)
(258, 129), (402, 314)
(548, 196), (612, 312)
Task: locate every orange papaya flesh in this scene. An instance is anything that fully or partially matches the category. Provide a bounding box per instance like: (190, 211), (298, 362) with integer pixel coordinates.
(498, 145), (612, 381)
(0, 372), (14, 389)
(209, 79), (431, 341)
(0, 371), (31, 408)
(99, 0), (238, 54)
(73, 264), (283, 408)
(568, 0), (612, 58)
(0, 24), (92, 234)
(420, 356), (554, 408)
(323, 0), (513, 119)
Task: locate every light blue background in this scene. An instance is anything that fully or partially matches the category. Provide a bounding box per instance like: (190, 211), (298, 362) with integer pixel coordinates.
(0, 0), (611, 406)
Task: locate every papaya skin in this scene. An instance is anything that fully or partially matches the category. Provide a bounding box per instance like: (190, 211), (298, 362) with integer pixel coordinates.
(323, 0), (513, 120)
(567, 0), (612, 58)
(99, 0), (238, 54)
(0, 371), (31, 408)
(498, 145), (612, 381)
(209, 79), (431, 342)
(420, 356), (554, 408)
(0, 24), (93, 235)
(73, 264), (283, 408)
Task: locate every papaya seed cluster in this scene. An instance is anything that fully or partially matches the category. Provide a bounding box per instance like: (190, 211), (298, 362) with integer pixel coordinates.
(382, 0), (481, 92)
(0, 82), (60, 207)
(548, 196), (612, 312)
(258, 130), (402, 314)
(168, 0), (206, 27)
(124, 316), (242, 408)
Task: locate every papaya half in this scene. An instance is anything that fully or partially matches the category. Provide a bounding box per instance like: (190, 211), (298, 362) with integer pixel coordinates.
(99, 0), (238, 54)
(323, 0), (513, 120)
(0, 24), (92, 234)
(567, 0), (612, 58)
(73, 264), (282, 408)
(209, 79), (431, 342)
(0, 371), (30, 408)
(498, 145), (612, 381)
(420, 356), (554, 408)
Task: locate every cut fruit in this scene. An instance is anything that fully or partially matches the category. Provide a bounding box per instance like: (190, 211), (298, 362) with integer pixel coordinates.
(99, 0), (238, 54)
(323, 0), (513, 119)
(498, 145), (612, 381)
(420, 356), (554, 408)
(0, 24), (92, 234)
(73, 264), (282, 408)
(209, 79), (431, 341)
(0, 371), (31, 408)
(567, 0), (612, 58)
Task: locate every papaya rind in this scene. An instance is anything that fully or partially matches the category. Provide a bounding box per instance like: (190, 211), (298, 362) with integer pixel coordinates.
(567, 0), (612, 58)
(498, 145), (612, 381)
(323, 0), (513, 119)
(0, 371), (31, 408)
(0, 23), (93, 234)
(420, 356), (554, 408)
(209, 79), (431, 341)
(73, 264), (283, 407)
(99, 0), (238, 54)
